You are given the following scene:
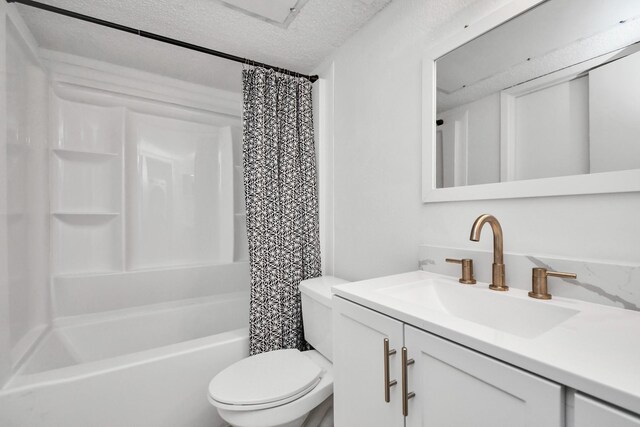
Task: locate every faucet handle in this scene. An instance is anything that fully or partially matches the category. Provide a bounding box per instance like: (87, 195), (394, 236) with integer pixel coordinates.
(445, 258), (477, 285)
(529, 268), (577, 300)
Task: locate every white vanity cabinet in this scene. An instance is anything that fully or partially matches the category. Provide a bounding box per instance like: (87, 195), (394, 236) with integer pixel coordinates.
(333, 296), (404, 426)
(333, 296), (563, 427)
(404, 325), (562, 427)
(573, 393), (640, 427)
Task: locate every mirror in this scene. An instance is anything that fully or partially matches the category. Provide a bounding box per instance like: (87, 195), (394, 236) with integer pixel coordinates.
(422, 0), (640, 202)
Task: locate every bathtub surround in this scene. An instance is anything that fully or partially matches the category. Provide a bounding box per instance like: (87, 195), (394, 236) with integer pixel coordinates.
(40, 50), (245, 271)
(0, 12), (252, 423)
(52, 263), (249, 317)
(0, 4), (50, 387)
(242, 67), (322, 355)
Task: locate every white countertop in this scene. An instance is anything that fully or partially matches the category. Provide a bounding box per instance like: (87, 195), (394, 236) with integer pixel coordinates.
(332, 270), (640, 415)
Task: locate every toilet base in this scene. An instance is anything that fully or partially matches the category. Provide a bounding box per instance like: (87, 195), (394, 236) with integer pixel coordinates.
(219, 410), (307, 427)
(302, 396), (333, 427)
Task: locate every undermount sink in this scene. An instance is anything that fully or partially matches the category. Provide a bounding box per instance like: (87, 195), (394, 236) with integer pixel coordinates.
(376, 277), (579, 339)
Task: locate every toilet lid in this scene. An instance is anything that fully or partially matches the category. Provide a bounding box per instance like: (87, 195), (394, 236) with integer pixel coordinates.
(208, 349), (323, 408)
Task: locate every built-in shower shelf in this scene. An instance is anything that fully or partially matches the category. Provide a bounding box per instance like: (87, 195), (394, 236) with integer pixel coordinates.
(51, 212), (122, 275)
(52, 212), (120, 217)
(52, 270), (123, 280)
(51, 145), (121, 214)
(52, 148), (119, 159)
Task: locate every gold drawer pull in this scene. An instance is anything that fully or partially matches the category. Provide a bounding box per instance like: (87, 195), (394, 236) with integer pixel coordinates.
(402, 347), (415, 416)
(383, 338), (397, 402)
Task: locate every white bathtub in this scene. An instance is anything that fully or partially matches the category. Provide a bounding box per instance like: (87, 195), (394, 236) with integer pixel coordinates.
(0, 291), (249, 427)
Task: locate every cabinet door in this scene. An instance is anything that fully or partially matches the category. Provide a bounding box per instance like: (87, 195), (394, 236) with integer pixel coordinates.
(405, 325), (563, 427)
(333, 297), (404, 427)
(574, 393), (640, 427)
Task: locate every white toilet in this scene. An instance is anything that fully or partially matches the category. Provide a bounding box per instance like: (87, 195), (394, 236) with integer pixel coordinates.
(208, 276), (348, 427)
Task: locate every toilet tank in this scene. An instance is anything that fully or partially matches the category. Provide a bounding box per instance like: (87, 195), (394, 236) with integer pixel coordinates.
(299, 276), (348, 362)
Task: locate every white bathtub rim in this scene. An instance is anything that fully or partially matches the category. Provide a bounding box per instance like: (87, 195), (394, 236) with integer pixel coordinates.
(3, 327), (249, 392)
(52, 260), (248, 280)
(9, 291), (248, 383)
(53, 290), (249, 327)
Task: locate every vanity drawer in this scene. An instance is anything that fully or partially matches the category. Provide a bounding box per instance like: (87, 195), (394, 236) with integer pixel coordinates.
(574, 393), (640, 427)
(405, 325), (563, 427)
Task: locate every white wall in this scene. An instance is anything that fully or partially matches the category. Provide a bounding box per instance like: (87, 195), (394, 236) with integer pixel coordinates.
(0, 5), (50, 385)
(317, 0), (640, 285)
(514, 76), (589, 180)
(590, 49), (640, 173)
(314, 67), (336, 275)
(467, 93), (501, 185)
(437, 92), (501, 186)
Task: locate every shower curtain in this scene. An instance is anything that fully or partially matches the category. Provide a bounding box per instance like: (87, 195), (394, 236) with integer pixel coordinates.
(242, 67), (322, 356)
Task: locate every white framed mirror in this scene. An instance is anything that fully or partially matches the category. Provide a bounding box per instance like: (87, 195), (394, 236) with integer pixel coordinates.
(422, 0), (640, 203)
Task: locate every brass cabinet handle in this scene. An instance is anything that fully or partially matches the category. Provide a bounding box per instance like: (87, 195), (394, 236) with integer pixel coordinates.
(401, 347), (415, 416)
(383, 338), (397, 402)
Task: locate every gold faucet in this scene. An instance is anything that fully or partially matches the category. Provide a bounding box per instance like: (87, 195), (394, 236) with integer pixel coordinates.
(469, 214), (508, 291)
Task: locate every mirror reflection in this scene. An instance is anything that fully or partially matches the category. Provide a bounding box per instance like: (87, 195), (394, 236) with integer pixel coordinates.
(435, 0), (640, 188)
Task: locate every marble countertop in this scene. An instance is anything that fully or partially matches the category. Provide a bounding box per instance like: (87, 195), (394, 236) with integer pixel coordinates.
(332, 270), (640, 415)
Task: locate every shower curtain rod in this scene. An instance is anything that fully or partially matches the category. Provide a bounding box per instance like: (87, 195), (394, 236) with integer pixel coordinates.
(7, 0), (320, 83)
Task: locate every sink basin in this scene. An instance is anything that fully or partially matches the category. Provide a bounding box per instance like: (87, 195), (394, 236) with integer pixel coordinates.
(377, 278), (579, 338)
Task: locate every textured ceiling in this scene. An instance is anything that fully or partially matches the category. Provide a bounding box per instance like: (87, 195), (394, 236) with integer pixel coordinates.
(15, 0), (391, 92)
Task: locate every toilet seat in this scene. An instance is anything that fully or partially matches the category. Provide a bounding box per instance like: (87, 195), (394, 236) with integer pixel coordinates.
(209, 350), (334, 427)
(209, 377), (322, 411)
(208, 349), (324, 412)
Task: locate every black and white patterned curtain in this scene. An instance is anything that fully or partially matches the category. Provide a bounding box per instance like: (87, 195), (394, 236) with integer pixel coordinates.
(242, 67), (322, 356)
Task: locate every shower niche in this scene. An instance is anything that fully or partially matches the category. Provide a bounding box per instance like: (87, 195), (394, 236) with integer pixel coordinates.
(50, 81), (245, 277)
(50, 97), (124, 275)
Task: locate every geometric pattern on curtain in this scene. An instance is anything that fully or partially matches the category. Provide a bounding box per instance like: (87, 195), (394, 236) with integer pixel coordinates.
(242, 67), (322, 356)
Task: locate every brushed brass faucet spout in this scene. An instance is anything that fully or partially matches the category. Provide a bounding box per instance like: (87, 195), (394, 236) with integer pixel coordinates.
(470, 214), (508, 291)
